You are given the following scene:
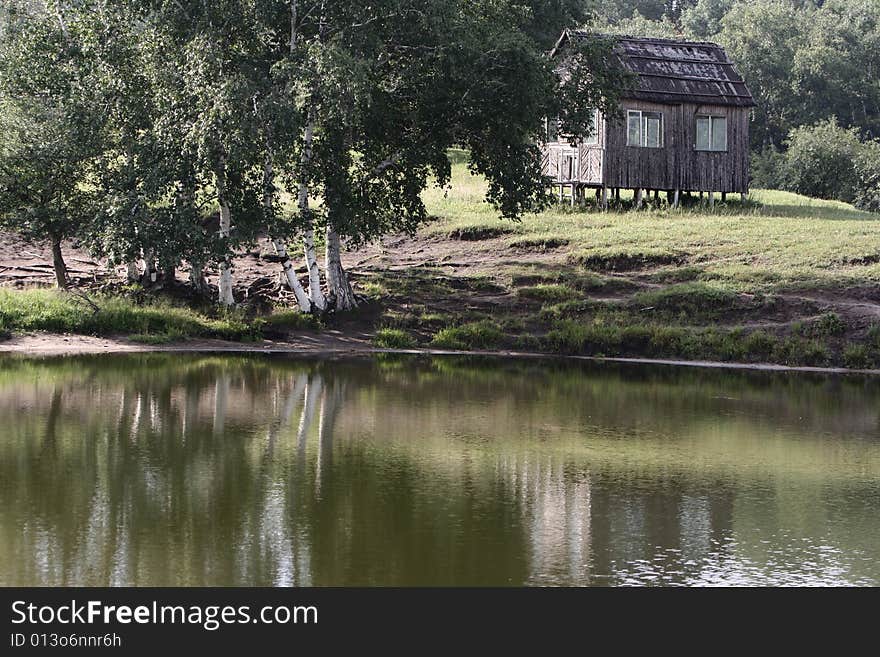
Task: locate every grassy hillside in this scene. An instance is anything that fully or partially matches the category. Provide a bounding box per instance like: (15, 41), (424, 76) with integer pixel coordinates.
(367, 151), (880, 368)
(421, 151), (880, 293)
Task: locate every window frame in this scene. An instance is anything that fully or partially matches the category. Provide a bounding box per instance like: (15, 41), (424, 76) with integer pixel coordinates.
(695, 114), (728, 152)
(626, 110), (664, 148)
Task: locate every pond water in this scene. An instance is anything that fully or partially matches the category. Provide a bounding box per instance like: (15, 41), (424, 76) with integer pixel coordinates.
(0, 353), (878, 586)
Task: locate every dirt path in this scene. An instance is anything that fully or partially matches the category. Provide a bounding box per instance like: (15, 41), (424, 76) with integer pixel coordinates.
(0, 331), (373, 356)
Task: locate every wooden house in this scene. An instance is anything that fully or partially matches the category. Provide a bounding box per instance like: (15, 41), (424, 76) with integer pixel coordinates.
(542, 31), (756, 208)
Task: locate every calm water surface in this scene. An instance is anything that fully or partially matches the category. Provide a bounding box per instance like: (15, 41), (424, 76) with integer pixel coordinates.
(0, 353), (878, 586)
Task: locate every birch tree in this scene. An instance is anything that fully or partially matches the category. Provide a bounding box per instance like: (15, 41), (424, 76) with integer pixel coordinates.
(0, 1), (100, 288)
(280, 0), (627, 311)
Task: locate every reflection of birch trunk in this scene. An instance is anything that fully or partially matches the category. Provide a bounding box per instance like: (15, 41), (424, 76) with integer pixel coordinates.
(315, 378), (342, 494)
(265, 373), (307, 457)
(132, 391), (145, 438)
(41, 386), (63, 448)
(295, 373), (322, 464)
(183, 382), (200, 438)
(213, 374), (230, 437)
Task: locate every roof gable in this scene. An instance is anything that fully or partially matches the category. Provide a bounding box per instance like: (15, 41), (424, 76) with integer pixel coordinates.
(554, 31), (756, 108)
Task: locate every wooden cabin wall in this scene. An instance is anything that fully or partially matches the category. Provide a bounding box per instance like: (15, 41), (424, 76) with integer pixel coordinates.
(677, 104), (749, 194)
(603, 100), (679, 191)
(602, 101), (750, 194)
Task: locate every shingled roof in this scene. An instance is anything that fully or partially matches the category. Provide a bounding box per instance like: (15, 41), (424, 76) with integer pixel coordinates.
(551, 31), (756, 108)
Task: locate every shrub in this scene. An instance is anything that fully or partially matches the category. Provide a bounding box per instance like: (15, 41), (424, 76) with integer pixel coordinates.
(781, 119), (862, 203)
(843, 344), (872, 369)
(630, 283), (739, 319)
(430, 320), (504, 350)
(373, 328), (417, 349)
(854, 140), (880, 213)
(808, 312), (846, 337)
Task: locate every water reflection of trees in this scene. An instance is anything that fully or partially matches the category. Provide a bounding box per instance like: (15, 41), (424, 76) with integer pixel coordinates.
(0, 355), (878, 585)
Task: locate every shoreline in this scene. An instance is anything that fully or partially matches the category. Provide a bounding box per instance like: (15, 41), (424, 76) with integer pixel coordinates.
(3, 332), (880, 376)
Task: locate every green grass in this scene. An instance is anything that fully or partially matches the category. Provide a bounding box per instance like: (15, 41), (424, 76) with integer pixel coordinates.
(542, 318), (834, 366)
(0, 289), (258, 341)
(629, 282), (743, 321)
(516, 283), (581, 303)
(373, 328), (417, 349)
(421, 159), (880, 294)
(430, 320), (505, 350)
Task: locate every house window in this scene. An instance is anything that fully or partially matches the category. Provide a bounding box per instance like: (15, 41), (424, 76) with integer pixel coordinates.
(695, 115), (727, 151)
(586, 109), (599, 145)
(627, 110), (663, 148)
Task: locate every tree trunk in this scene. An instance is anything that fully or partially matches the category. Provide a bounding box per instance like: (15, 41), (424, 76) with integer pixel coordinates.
(126, 260), (139, 283)
(217, 202), (234, 306)
(50, 235), (68, 288)
(299, 118), (325, 310)
(325, 226), (357, 311)
(263, 153), (311, 312)
(272, 239), (311, 312)
(189, 261), (211, 296)
(141, 249), (157, 285)
(215, 167), (235, 306)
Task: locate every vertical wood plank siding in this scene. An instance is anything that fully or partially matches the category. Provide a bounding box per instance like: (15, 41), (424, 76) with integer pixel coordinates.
(601, 101), (749, 193)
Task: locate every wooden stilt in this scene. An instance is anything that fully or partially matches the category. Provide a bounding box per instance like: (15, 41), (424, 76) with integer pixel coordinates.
(742, 191), (749, 203)
(570, 184), (575, 208)
(634, 188), (643, 210)
(601, 186), (608, 211)
(709, 191), (715, 210)
(721, 192), (727, 203)
(672, 189), (680, 209)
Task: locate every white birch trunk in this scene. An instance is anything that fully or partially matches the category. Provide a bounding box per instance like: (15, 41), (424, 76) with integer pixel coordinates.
(298, 119), (325, 310)
(272, 240), (311, 312)
(143, 249), (157, 284)
(215, 167), (235, 306)
(218, 202), (234, 306)
(325, 226), (358, 311)
(263, 154), (311, 312)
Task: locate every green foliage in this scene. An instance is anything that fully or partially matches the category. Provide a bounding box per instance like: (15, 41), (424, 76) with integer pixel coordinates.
(516, 284), (580, 303)
(842, 344), (872, 370)
(630, 283), (740, 320)
(781, 120), (863, 203)
(854, 141), (880, 213)
(750, 146), (787, 190)
(430, 320), (505, 350)
(806, 312), (846, 338)
(373, 328), (417, 349)
(0, 289), (255, 340)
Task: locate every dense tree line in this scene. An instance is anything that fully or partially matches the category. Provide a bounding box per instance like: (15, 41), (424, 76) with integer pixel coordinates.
(591, 0), (880, 208)
(0, 0), (628, 304)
